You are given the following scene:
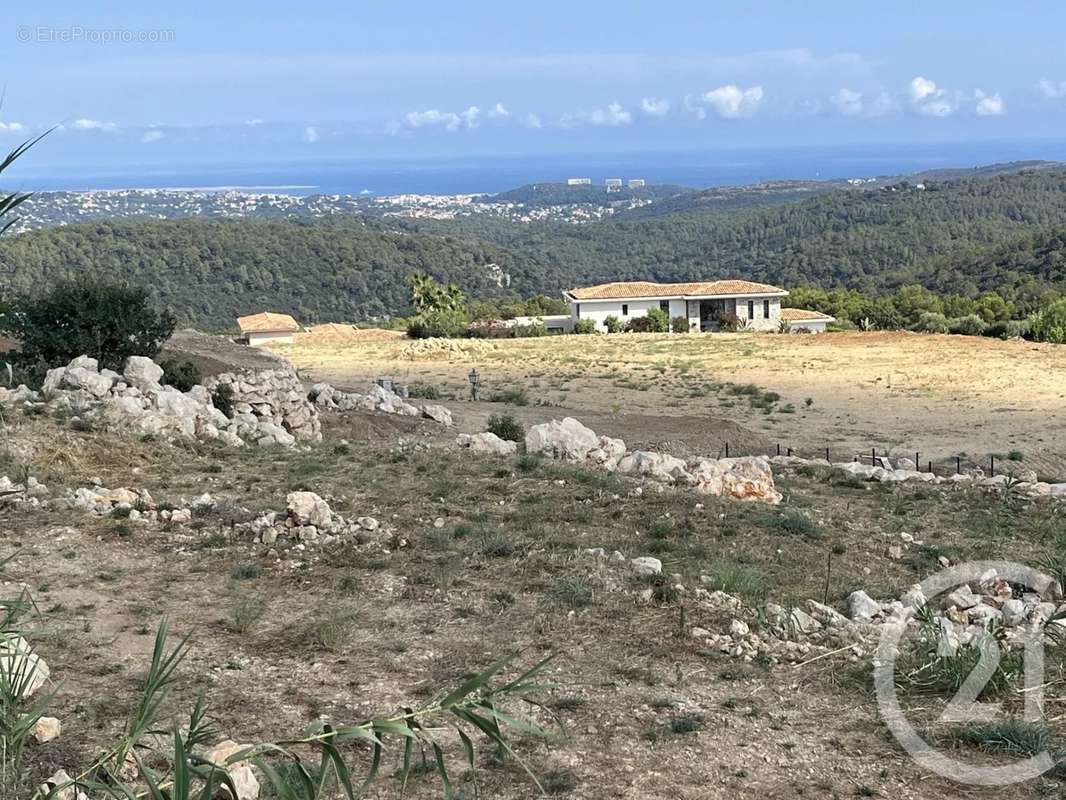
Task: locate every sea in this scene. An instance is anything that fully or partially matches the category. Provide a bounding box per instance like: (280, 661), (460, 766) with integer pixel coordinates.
(11, 139), (1066, 197)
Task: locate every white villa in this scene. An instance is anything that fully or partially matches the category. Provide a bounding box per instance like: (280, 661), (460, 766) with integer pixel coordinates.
(562, 280), (835, 333)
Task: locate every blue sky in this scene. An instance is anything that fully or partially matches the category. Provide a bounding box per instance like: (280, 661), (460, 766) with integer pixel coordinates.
(5, 1), (1066, 168)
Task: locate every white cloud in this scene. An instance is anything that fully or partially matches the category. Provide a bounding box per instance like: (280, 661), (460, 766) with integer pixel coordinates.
(522, 113), (543, 129)
(1038, 79), (1066, 99)
(487, 102), (509, 119)
(0, 122), (25, 133)
(303, 126), (319, 143)
(682, 94), (707, 120)
(561, 102), (633, 127)
(245, 118), (264, 126)
(829, 88), (864, 116)
(701, 85), (763, 118)
(72, 118), (118, 132)
(639, 97), (670, 117)
(907, 77), (955, 117)
(404, 106), (480, 132)
(918, 99), (954, 117)
(909, 76), (938, 103)
(141, 129), (165, 143)
(974, 90), (1006, 116)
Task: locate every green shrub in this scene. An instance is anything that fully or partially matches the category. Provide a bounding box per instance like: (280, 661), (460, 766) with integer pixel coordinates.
(983, 319), (1029, 340)
(718, 312), (743, 332)
(513, 322), (548, 338)
(625, 316), (656, 333)
(487, 413), (524, 442)
(1029, 299), (1066, 344)
(645, 307), (670, 332)
(948, 314), (987, 336)
(3, 276), (176, 370)
(573, 318), (597, 334)
(603, 315), (623, 333)
(488, 386), (529, 406)
(406, 307), (470, 339)
(912, 311), (950, 333)
(211, 383), (234, 416)
(406, 382), (440, 399)
(670, 315), (690, 333)
(160, 359), (201, 392)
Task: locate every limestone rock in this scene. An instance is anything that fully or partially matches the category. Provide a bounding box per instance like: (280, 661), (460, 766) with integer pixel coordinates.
(630, 556), (663, 576)
(287, 491), (332, 528)
(421, 403), (453, 426)
(456, 432), (517, 456)
(689, 456), (782, 504)
(525, 417), (600, 462)
(31, 716), (61, 743)
(848, 590), (882, 621)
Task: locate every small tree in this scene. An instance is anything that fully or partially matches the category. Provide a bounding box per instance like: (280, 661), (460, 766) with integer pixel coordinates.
(4, 277), (176, 371)
(670, 315), (690, 333)
(573, 318), (597, 334)
(1029, 299), (1066, 343)
(488, 412), (524, 442)
(645, 307), (669, 332)
(948, 314), (987, 336)
(406, 307), (469, 339)
(603, 315), (623, 333)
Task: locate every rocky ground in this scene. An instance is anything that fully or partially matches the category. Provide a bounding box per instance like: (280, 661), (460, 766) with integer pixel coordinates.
(3, 347), (1066, 798)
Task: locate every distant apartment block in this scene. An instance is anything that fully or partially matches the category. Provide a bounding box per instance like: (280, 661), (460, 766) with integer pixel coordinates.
(566, 177), (592, 185)
(605, 178), (623, 192)
(627, 178), (646, 188)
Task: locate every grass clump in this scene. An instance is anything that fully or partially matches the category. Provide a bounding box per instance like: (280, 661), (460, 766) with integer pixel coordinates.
(488, 386), (530, 406)
(310, 604), (360, 652)
(670, 715), (704, 734)
(702, 562), (768, 605)
(949, 720), (1055, 758)
(550, 577), (594, 608)
(477, 528), (515, 558)
(231, 563), (262, 580)
(230, 597), (265, 633)
(763, 510), (822, 539)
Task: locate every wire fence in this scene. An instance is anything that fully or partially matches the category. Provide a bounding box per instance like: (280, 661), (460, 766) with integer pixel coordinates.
(716, 440), (1026, 480)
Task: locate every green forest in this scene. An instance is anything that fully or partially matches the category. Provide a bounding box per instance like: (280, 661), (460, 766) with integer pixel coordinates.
(3, 167), (1066, 328)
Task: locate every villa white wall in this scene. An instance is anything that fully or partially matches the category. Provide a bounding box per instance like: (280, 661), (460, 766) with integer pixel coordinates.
(246, 331), (294, 346)
(570, 298), (672, 331)
(570, 295), (783, 332)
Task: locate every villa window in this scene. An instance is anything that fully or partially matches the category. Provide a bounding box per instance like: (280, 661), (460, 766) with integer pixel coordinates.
(659, 300), (670, 312)
(747, 300), (755, 319)
(763, 299), (770, 318)
(622, 303), (629, 316)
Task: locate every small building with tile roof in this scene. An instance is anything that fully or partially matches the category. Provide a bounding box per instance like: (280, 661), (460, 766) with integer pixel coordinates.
(563, 280), (802, 332)
(236, 312), (301, 346)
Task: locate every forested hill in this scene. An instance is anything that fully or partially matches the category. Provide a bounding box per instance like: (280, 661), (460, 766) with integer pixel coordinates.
(0, 218), (561, 328)
(395, 166), (1066, 295)
(3, 167), (1066, 327)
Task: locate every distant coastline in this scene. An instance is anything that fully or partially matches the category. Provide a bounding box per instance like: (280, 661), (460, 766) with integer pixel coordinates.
(7, 138), (1066, 197)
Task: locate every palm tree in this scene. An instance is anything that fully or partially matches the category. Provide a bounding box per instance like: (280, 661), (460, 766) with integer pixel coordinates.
(0, 123), (50, 235)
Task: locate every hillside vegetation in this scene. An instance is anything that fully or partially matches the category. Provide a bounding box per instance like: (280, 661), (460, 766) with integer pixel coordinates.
(0, 218), (556, 328)
(3, 168), (1066, 326)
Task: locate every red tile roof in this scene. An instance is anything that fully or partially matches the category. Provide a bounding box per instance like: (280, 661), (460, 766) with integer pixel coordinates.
(566, 280), (786, 300)
(237, 312), (301, 333)
(779, 308), (835, 321)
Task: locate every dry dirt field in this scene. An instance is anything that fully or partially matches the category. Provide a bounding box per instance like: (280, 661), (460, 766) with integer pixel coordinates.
(4, 330), (1066, 799)
(278, 330), (1066, 480)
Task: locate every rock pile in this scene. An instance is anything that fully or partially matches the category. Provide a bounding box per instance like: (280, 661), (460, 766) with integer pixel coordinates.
(0, 356), (320, 448)
(310, 383), (452, 426)
(239, 491), (389, 547)
(205, 369), (321, 444)
(456, 431), (517, 455)
(516, 416), (781, 504)
(0, 475), (50, 507)
(400, 338), (493, 360)
(773, 453), (1066, 501)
